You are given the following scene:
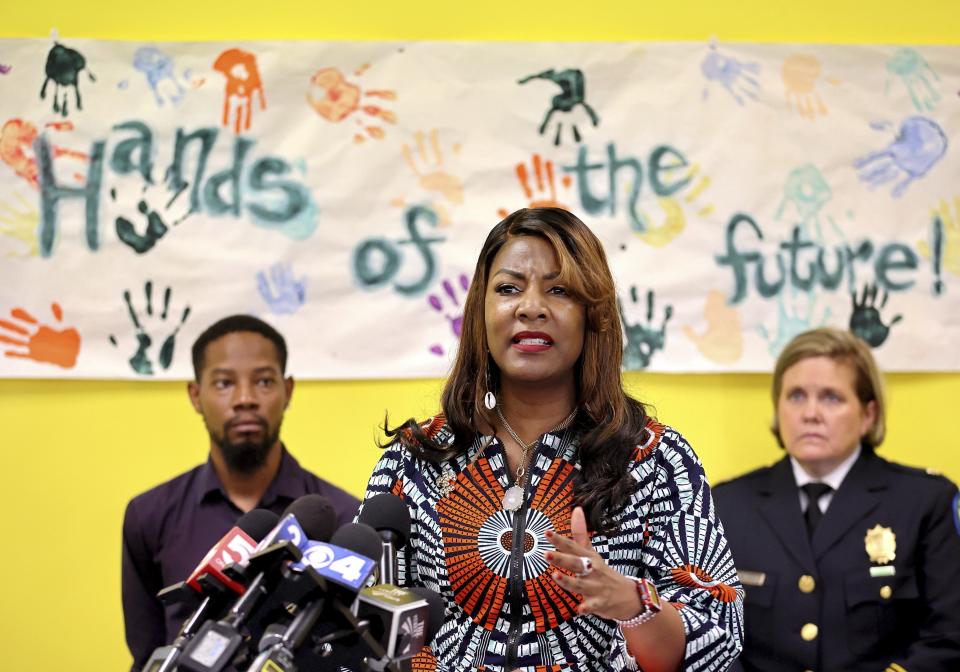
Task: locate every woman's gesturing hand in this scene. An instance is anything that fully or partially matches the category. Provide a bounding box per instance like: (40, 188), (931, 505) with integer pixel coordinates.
(546, 506), (644, 621)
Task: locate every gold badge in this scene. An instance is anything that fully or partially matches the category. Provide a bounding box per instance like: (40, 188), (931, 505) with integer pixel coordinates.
(864, 524), (896, 564)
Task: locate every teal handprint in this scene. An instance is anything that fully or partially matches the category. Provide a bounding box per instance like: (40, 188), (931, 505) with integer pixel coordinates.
(109, 281), (191, 375)
(886, 47), (940, 112)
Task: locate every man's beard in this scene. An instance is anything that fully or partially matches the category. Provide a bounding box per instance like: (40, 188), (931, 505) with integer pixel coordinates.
(214, 423), (280, 475)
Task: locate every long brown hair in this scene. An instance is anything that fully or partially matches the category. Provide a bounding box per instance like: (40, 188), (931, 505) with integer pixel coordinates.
(387, 208), (651, 532)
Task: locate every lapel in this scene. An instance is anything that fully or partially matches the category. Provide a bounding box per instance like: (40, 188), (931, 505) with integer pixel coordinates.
(811, 450), (888, 560)
(757, 458), (817, 571)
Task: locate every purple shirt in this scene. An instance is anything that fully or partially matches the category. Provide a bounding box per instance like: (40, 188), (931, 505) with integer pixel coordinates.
(121, 447), (360, 671)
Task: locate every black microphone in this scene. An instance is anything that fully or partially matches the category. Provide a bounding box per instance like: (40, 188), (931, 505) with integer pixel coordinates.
(358, 585), (445, 672)
(177, 495), (337, 672)
(143, 509), (280, 672)
(358, 494), (410, 586)
(243, 522), (384, 672)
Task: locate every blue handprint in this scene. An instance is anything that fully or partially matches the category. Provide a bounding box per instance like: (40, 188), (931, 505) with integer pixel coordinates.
(133, 46), (186, 107)
(257, 263), (307, 315)
(701, 42), (761, 106)
(854, 116), (947, 198)
(428, 273), (470, 356)
(885, 47), (940, 113)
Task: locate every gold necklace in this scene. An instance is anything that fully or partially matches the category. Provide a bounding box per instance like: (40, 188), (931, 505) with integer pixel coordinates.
(496, 405), (577, 511)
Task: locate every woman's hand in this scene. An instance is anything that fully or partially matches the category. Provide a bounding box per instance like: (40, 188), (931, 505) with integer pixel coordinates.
(545, 506), (644, 621)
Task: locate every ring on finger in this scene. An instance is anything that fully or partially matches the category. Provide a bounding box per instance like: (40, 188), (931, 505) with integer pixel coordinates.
(576, 557), (593, 577)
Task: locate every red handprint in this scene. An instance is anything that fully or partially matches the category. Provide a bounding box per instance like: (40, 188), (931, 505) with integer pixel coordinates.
(0, 118), (87, 188)
(0, 302), (81, 368)
(213, 49), (266, 134)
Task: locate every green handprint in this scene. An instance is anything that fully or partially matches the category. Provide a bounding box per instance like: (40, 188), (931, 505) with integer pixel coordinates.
(109, 280), (190, 375)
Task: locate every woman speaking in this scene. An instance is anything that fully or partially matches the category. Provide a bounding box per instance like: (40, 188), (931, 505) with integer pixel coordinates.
(360, 208), (743, 672)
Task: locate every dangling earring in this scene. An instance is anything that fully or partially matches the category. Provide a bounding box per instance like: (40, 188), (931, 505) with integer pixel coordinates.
(484, 365), (497, 410)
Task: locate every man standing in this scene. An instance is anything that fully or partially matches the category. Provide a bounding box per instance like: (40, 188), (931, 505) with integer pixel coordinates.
(121, 315), (359, 670)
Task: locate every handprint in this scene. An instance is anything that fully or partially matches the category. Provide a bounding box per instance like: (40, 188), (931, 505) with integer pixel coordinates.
(402, 130), (464, 205)
(618, 287), (672, 370)
(133, 46), (186, 107)
(701, 42), (761, 106)
(917, 197), (960, 280)
(0, 193), (39, 256)
(1, 118), (88, 189)
(427, 273), (470, 356)
(109, 281), (191, 375)
(307, 65), (397, 143)
(111, 183), (191, 254)
(775, 164), (832, 227)
(885, 47), (940, 112)
(758, 289), (829, 358)
(213, 48), (266, 134)
(682, 290), (743, 364)
(518, 68), (600, 146)
(497, 153), (572, 218)
(257, 263), (307, 315)
(782, 53), (837, 120)
(854, 116), (947, 198)
(0, 302), (81, 369)
(849, 283), (902, 348)
(40, 42), (96, 117)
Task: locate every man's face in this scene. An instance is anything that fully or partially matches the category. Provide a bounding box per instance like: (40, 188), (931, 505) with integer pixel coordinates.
(188, 331), (293, 474)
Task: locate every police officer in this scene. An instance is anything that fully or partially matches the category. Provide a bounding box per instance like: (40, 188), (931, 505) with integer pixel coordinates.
(714, 327), (960, 671)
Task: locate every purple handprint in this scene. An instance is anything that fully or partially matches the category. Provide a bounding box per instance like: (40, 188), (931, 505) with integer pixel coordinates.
(428, 273), (470, 356)
(701, 42), (761, 106)
(133, 46), (186, 107)
(854, 116), (947, 198)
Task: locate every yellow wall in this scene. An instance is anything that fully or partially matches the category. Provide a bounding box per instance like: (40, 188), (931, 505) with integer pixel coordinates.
(1, 2), (958, 669)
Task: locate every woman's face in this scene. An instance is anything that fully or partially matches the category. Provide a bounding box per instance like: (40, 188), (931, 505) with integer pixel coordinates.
(777, 355), (877, 477)
(484, 235), (586, 389)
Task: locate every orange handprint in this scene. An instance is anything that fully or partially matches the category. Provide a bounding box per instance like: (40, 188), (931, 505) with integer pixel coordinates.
(0, 302), (81, 368)
(682, 290), (743, 364)
(213, 49), (266, 134)
(402, 130), (463, 205)
(0, 118), (87, 188)
(782, 53), (839, 121)
(497, 153), (572, 218)
(307, 65), (397, 143)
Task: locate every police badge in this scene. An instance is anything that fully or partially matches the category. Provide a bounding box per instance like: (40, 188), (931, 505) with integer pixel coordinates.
(864, 524), (897, 564)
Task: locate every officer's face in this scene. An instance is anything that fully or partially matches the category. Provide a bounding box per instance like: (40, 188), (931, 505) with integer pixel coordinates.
(777, 356), (877, 478)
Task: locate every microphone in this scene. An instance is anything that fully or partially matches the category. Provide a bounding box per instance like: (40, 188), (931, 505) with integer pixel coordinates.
(177, 495), (336, 672)
(358, 494), (410, 586)
(292, 522), (381, 591)
(242, 523), (383, 672)
(143, 509), (280, 672)
(358, 585), (444, 672)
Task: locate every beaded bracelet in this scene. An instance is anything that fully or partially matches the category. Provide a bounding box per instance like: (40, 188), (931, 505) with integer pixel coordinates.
(615, 576), (662, 629)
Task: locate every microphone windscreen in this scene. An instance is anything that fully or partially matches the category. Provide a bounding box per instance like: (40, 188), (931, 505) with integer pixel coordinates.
(236, 509), (281, 542)
(330, 522), (383, 563)
(283, 494), (337, 542)
(408, 586), (445, 641)
(358, 493), (411, 547)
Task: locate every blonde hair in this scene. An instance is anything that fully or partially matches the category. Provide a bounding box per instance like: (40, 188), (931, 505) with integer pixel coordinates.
(771, 327), (886, 449)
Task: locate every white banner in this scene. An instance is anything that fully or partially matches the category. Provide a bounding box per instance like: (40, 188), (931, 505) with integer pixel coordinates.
(0, 37), (957, 378)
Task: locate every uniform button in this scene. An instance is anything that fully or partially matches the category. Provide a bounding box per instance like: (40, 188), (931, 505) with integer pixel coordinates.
(880, 585), (892, 599)
(801, 623), (819, 641)
(798, 575), (816, 593)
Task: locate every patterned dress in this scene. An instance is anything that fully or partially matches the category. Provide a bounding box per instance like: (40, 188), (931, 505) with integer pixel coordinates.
(360, 416), (744, 672)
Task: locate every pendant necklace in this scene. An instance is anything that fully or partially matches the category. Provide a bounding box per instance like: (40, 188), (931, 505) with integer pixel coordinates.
(496, 405), (577, 511)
